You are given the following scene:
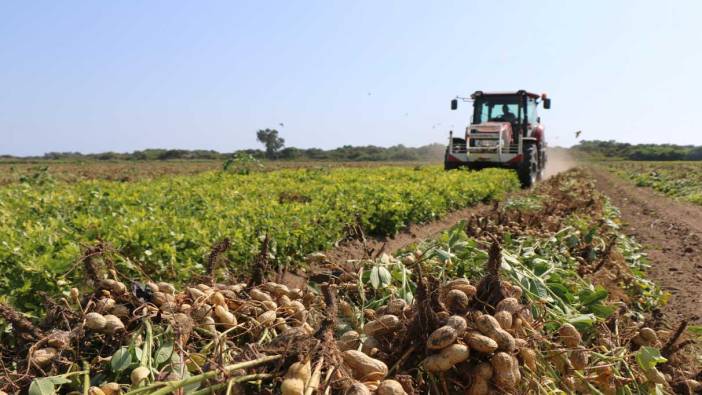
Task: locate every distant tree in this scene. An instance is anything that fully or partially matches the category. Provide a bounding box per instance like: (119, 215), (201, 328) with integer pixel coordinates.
(91, 152), (115, 160)
(157, 149), (189, 160)
(279, 147), (303, 160)
(572, 140), (702, 161)
(256, 129), (285, 158)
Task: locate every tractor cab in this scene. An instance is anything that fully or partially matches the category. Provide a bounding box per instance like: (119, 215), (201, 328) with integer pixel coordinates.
(446, 90), (551, 188)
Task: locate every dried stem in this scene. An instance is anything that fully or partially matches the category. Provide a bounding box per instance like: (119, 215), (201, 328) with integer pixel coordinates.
(662, 320), (688, 358)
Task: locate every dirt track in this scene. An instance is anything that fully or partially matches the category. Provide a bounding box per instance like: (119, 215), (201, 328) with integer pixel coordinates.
(324, 202), (496, 263)
(589, 167), (702, 324)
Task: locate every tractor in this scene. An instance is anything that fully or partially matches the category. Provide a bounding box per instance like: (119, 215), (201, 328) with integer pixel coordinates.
(445, 90), (551, 188)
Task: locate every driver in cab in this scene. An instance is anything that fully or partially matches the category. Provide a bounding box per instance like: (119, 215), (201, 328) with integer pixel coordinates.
(499, 104), (516, 122)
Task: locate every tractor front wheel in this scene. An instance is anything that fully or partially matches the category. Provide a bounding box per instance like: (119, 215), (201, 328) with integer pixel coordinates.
(518, 143), (538, 188)
(444, 160), (460, 171)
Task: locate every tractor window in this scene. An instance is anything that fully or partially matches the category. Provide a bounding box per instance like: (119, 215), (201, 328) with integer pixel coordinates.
(473, 98), (522, 124)
(526, 100), (538, 123)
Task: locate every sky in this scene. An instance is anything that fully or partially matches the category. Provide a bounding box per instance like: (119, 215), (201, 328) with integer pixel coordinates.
(2, 1), (702, 156)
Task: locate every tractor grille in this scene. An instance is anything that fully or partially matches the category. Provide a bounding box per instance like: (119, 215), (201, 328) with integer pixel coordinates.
(502, 144), (519, 154)
(451, 142), (467, 153)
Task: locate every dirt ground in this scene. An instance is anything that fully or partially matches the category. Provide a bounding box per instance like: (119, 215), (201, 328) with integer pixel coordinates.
(589, 167), (702, 325)
(324, 202), (495, 263)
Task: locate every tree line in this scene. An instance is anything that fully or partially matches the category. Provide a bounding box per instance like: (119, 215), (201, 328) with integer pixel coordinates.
(0, 128), (448, 162)
(2, 145), (446, 162)
(0, 129), (447, 162)
(572, 140), (702, 161)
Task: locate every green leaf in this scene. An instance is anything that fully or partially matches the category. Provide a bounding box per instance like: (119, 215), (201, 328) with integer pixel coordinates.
(369, 266), (380, 289)
(402, 290), (414, 304)
(155, 339), (174, 365)
(377, 266), (392, 288)
(568, 314), (595, 331)
(687, 325), (702, 337)
(547, 282), (574, 303)
(636, 346), (667, 370)
(47, 377), (72, 385)
(111, 347), (132, 372)
(532, 260), (550, 275)
(447, 226), (466, 248)
(133, 347), (143, 362)
(434, 248), (453, 262)
(529, 278), (552, 302)
(28, 378), (55, 395)
(566, 234), (580, 247)
(588, 303), (615, 318)
(500, 230), (511, 244)
(578, 286), (609, 306)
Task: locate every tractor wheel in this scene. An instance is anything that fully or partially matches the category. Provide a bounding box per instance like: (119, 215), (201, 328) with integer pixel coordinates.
(444, 160), (460, 171)
(518, 143), (538, 188)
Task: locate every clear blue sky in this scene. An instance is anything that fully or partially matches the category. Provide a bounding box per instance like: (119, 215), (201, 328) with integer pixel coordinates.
(2, 1), (702, 156)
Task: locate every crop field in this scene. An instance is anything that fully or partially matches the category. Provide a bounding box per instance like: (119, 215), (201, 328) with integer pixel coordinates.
(604, 161), (702, 205)
(3, 167), (697, 394)
(0, 161), (221, 185)
(0, 166), (517, 311)
(0, 160), (432, 185)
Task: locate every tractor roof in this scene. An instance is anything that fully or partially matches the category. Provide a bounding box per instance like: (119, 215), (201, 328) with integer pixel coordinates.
(471, 90), (542, 99)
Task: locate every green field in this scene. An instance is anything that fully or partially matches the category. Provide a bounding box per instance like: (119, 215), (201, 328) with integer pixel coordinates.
(0, 165), (518, 310)
(604, 161), (702, 205)
(0, 159), (433, 185)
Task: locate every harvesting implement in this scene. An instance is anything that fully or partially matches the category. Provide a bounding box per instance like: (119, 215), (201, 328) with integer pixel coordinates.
(445, 90), (551, 188)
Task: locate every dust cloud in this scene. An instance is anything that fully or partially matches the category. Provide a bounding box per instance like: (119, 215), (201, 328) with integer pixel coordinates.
(543, 148), (576, 179)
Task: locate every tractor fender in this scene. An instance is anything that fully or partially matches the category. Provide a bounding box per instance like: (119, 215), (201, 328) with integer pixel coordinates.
(532, 124), (545, 143)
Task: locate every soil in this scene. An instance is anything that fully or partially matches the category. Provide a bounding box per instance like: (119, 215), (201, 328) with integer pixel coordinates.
(588, 167), (702, 325)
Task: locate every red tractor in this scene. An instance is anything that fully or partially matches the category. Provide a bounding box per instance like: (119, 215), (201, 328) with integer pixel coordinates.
(445, 90), (551, 188)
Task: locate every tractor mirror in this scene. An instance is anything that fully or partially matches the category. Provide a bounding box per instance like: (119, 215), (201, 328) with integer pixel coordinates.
(543, 98), (551, 109)
(451, 99), (458, 110)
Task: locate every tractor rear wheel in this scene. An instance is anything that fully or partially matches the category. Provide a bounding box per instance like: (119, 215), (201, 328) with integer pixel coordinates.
(518, 143), (538, 188)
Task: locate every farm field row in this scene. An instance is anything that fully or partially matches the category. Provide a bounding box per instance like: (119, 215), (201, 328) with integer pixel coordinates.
(0, 160), (433, 185)
(5, 169), (697, 394)
(604, 161), (702, 205)
(0, 166), (518, 311)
